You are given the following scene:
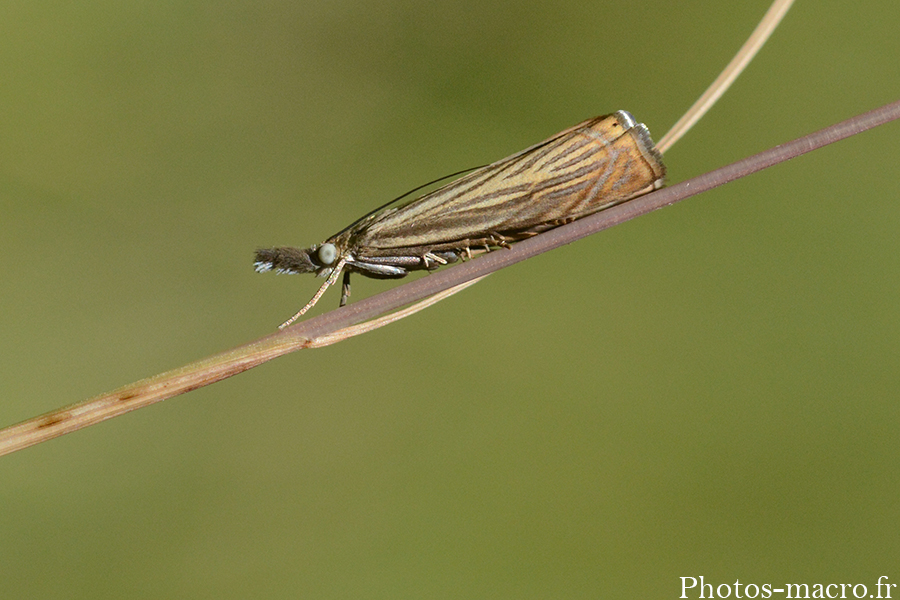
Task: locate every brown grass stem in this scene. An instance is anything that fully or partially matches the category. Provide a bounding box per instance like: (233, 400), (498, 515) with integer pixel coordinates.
(1, 98), (898, 457)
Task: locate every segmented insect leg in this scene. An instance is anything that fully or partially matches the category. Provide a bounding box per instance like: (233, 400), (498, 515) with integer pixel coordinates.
(278, 256), (348, 329)
(423, 252), (449, 268)
(340, 271), (351, 307)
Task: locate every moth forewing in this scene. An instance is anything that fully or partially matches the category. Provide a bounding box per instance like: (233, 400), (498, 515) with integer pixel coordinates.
(353, 112), (664, 251)
(255, 110), (665, 327)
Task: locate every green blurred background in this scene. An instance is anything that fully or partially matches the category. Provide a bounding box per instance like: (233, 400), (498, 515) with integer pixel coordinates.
(2, 0), (899, 597)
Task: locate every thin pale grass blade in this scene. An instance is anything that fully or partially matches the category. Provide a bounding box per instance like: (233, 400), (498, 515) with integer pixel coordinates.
(305, 276), (488, 348)
(656, 0), (795, 153)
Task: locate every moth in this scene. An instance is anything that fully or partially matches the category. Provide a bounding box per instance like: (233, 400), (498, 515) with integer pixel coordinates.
(255, 110), (666, 327)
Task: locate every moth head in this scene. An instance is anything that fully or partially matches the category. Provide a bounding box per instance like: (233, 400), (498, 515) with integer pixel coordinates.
(315, 243), (338, 267)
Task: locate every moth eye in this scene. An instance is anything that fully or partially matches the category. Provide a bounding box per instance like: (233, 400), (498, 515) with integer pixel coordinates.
(317, 243), (338, 265)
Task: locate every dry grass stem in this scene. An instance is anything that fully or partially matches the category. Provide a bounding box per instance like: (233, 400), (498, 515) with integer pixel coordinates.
(1, 97), (898, 457)
(656, 0), (796, 153)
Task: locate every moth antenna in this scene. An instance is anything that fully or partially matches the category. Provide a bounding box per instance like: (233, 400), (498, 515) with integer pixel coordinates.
(278, 257), (348, 329)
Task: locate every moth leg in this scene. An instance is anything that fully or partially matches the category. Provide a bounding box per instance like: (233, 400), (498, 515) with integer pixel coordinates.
(340, 271), (351, 307)
(487, 232), (512, 249)
(278, 256), (347, 329)
(423, 251), (449, 269)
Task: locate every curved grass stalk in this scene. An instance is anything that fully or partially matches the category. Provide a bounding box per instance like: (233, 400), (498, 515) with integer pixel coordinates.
(2, 97), (898, 457)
